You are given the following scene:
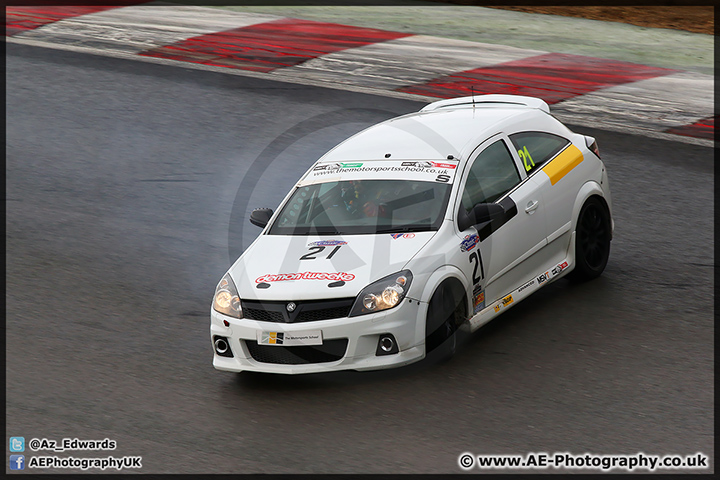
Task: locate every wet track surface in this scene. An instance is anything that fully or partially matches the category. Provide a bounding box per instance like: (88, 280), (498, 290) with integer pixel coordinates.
(5, 44), (714, 474)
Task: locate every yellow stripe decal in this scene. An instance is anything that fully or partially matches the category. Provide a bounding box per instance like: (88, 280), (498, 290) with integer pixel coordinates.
(542, 145), (584, 185)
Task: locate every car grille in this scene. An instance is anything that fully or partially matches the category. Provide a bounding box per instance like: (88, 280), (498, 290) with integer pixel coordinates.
(243, 308), (284, 323)
(245, 339), (348, 365)
(242, 298), (355, 323)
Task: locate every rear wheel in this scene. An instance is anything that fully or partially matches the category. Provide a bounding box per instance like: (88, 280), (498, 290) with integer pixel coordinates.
(425, 281), (467, 361)
(568, 197), (611, 281)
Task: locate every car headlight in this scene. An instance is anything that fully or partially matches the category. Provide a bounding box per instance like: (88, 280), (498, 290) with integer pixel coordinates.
(213, 273), (243, 318)
(349, 270), (413, 317)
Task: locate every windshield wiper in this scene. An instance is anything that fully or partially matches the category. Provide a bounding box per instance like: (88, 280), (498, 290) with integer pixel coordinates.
(374, 225), (433, 234)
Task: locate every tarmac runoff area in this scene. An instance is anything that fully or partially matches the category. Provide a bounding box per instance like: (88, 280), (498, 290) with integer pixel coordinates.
(5, 3), (714, 146)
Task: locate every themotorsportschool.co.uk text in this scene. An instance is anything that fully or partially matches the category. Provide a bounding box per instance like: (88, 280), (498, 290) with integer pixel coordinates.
(458, 452), (709, 471)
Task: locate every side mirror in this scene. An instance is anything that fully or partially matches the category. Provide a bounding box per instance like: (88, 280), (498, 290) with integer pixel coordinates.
(457, 203), (505, 231)
(249, 208), (273, 228)
(472, 203), (505, 224)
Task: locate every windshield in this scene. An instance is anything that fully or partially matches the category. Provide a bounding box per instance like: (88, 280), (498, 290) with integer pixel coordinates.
(268, 179), (451, 235)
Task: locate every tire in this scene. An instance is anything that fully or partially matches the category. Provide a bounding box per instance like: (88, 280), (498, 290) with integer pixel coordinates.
(568, 197), (611, 281)
(425, 281), (467, 362)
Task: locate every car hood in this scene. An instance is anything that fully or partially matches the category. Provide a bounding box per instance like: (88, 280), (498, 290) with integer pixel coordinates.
(229, 232), (436, 301)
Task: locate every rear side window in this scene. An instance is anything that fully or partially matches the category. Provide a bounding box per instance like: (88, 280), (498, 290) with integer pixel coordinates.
(509, 132), (570, 175)
(461, 139), (521, 212)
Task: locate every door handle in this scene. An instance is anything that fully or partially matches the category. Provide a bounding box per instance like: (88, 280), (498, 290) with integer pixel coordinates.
(525, 200), (539, 214)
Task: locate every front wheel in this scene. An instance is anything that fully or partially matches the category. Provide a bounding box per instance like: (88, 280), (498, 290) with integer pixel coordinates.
(568, 197), (611, 281)
(425, 282), (466, 362)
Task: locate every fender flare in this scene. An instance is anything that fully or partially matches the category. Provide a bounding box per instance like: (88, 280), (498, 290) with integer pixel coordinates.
(412, 265), (470, 347)
(418, 265), (471, 304)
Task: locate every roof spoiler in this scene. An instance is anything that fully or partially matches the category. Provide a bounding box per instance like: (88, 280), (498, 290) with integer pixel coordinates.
(421, 94), (550, 114)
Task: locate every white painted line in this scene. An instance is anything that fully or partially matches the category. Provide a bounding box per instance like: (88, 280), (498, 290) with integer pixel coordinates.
(12, 5), (283, 54)
(553, 71), (714, 131)
(5, 35), (433, 104)
(551, 112), (713, 148)
(278, 35), (546, 89)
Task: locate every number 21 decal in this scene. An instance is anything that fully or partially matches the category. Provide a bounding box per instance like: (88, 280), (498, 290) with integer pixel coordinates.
(469, 250), (484, 285)
(299, 245), (343, 260)
(518, 145), (535, 172)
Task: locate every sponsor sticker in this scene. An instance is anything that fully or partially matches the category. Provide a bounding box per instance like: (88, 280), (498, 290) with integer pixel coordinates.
(401, 161), (433, 168)
(429, 161), (457, 169)
(502, 294), (514, 307)
(551, 261), (569, 276)
(472, 288), (485, 314)
(518, 279), (535, 293)
(308, 240), (347, 247)
(494, 304), (501, 313)
(313, 162), (361, 171)
(537, 272), (550, 284)
(306, 160), (460, 184)
(400, 161), (457, 169)
(255, 272), (355, 283)
(258, 330), (323, 346)
(261, 332), (283, 345)
(390, 233), (416, 239)
(460, 233), (480, 252)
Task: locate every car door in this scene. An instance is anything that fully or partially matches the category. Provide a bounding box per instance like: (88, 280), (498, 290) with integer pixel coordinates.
(454, 135), (549, 308)
(508, 131), (578, 260)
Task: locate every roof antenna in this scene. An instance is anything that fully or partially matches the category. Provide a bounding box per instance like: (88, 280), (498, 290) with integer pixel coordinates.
(471, 85), (476, 106)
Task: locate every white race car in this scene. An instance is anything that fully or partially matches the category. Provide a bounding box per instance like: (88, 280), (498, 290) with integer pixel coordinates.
(211, 94), (613, 374)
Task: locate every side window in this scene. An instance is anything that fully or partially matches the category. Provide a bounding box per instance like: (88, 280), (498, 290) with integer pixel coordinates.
(461, 140), (521, 212)
(509, 132), (570, 174)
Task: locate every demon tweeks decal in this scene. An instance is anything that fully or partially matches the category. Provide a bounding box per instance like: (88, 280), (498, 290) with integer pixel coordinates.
(255, 272), (355, 283)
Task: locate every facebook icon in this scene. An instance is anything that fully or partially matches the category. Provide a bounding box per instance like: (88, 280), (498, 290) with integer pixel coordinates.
(10, 454), (25, 470)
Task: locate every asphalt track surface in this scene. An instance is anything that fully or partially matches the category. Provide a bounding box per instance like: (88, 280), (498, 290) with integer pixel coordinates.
(5, 43), (714, 474)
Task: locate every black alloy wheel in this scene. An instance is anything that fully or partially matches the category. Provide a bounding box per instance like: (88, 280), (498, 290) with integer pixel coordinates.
(425, 282), (466, 362)
(569, 197), (611, 281)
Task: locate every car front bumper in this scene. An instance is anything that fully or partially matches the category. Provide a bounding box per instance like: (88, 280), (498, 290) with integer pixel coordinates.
(210, 299), (426, 374)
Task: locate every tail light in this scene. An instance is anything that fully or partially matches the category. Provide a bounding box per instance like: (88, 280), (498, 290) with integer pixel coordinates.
(585, 135), (600, 158)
